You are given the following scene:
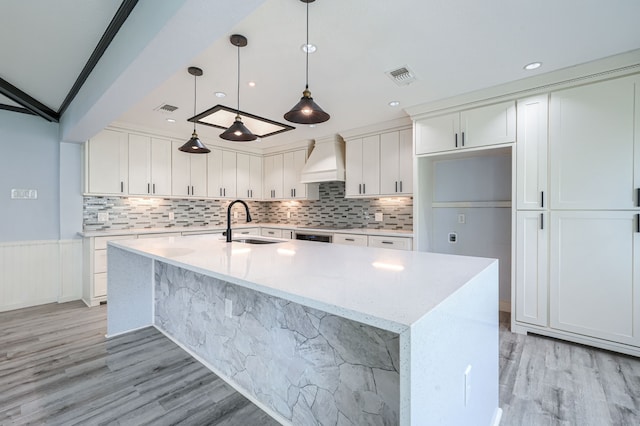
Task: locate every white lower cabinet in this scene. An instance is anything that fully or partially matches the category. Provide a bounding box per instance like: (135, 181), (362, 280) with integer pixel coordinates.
(83, 235), (133, 306)
(261, 228), (283, 238)
(515, 211), (548, 327)
(549, 211), (640, 347)
(333, 233), (368, 246)
(368, 235), (413, 250)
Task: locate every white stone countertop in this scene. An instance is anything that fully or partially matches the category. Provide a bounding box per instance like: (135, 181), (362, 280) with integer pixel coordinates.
(79, 223), (413, 238)
(109, 234), (494, 333)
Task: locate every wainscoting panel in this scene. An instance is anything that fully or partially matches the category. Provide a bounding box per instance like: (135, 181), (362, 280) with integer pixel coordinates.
(0, 240), (83, 312)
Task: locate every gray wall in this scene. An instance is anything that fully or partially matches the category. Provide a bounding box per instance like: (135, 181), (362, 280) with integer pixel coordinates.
(59, 142), (84, 239)
(0, 111), (60, 242)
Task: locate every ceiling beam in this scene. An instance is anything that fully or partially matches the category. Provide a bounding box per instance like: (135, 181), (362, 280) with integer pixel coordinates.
(58, 0), (139, 116)
(0, 77), (59, 122)
(0, 104), (36, 116)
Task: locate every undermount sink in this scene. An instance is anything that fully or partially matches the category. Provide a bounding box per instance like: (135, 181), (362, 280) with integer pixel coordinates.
(232, 238), (282, 245)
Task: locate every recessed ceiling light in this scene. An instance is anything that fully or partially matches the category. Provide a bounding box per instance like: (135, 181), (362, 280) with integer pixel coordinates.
(248, 81), (256, 87)
(166, 118), (176, 123)
(388, 101), (400, 107)
(524, 62), (542, 70)
(301, 43), (317, 54)
(214, 91), (226, 98)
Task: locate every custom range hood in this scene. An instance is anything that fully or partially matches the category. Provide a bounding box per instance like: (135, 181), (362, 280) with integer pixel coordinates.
(300, 135), (345, 183)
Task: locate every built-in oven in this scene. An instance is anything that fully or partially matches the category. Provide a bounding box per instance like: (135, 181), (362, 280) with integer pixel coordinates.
(295, 231), (333, 243)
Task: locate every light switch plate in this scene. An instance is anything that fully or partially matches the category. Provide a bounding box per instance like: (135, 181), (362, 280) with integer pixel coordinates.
(168, 212), (175, 221)
(11, 189), (38, 199)
(458, 214), (465, 224)
(374, 212), (383, 222)
(97, 212), (109, 222)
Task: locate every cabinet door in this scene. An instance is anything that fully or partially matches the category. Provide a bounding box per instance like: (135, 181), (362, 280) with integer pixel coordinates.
(171, 141), (191, 197)
(249, 154), (262, 199)
(460, 100), (516, 148)
(516, 95), (548, 210)
(264, 154), (283, 199)
(190, 154), (207, 197)
(398, 128), (413, 194)
(128, 134), (151, 195)
(88, 129), (128, 194)
(345, 138), (363, 196)
(549, 211), (640, 346)
(222, 150), (237, 198)
(150, 137), (171, 196)
(291, 150), (307, 198)
(515, 211), (548, 326)
(207, 148), (224, 198)
(361, 135), (380, 195)
(236, 153), (251, 198)
(380, 131), (400, 195)
(549, 76), (637, 209)
(415, 113), (458, 155)
(282, 151), (296, 198)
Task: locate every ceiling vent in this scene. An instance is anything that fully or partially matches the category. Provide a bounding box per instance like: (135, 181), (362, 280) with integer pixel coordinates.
(386, 66), (417, 86)
(154, 103), (179, 113)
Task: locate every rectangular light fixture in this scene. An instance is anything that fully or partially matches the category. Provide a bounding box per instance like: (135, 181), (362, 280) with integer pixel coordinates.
(188, 104), (295, 139)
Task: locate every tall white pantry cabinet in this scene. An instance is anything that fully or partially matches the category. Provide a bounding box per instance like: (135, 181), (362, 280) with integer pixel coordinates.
(515, 74), (640, 354)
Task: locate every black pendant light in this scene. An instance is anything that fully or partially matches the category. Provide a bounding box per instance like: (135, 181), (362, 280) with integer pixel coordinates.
(284, 0), (330, 125)
(179, 67), (211, 153)
(220, 34), (257, 142)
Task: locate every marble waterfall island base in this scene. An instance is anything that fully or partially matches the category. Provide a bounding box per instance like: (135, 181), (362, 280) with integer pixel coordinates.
(107, 235), (499, 425)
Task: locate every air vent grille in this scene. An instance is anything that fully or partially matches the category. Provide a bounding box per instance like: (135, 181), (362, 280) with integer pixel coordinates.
(386, 66), (417, 86)
(154, 103), (179, 113)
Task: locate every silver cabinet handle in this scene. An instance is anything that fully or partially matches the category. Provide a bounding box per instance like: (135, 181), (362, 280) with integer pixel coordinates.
(147, 183), (150, 194)
(462, 131), (465, 147)
(191, 186), (194, 195)
(399, 181), (402, 192)
(363, 183), (366, 194)
(541, 213), (544, 230)
(187, 186), (190, 195)
(121, 182), (124, 193)
(395, 181), (398, 192)
(381, 241), (393, 244)
(345, 238), (354, 242)
(153, 183), (156, 194)
(359, 184), (362, 194)
(455, 133), (458, 148)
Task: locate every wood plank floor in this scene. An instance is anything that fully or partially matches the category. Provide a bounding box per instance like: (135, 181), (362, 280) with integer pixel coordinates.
(1, 303), (639, 425)
(0, 301), (278, 426)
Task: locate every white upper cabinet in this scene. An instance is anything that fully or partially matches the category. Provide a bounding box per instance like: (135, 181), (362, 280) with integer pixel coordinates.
(516, 95), (549, 210)
(236, 153), (262, 199)
(263, 153), (284, 200)
(549, 75), (640, 210)
(207, 148), (237, 199)
(87, 129), (128, 195)
(171, 140), (207, 197)
(128, 134), (172, 196)
(380, 129), (413, 195)
(283, 149), (307, 199)
(346, 135), (380, 197)
(416, 101), (516, 155)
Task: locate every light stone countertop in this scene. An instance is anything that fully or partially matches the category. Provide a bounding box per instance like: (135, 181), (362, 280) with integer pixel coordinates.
(79, 223), (413, 238)
(109, 234), (495, 332)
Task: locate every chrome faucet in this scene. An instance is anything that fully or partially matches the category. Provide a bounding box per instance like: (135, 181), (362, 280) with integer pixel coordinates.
(226, 199), (252, 242)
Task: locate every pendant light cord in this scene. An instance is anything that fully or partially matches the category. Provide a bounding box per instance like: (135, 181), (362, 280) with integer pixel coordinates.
(305, 0), (309, 90)
(236, 44), (241, 115)
(193, 73), (197, 133)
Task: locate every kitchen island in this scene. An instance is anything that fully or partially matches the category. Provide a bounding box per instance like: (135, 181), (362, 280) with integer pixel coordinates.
(107, 234), (500, 426)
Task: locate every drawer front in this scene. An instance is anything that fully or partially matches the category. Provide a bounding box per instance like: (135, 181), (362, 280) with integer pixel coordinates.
(94, 235), (134, 250)
(261, 228), (283, 238)
(94, 249), (107, 273)
(236, 227), (261, 236)
(333, 233), (368, 246)
(367, 236), (412, 251)
(94, 272), (107, 297)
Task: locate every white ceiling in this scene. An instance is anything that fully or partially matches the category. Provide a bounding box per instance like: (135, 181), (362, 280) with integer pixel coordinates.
(0, 0), (122, 111)
(2, 0), (640, 149)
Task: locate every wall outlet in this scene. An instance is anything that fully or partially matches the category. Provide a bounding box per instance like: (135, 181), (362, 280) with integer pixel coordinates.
(97, 212), (109, 222)
(448, 232), (457, 243)
(225, 298), (233, 318)
(234, 211), (239, 219)
(374, 212), (383, 222)
(168, 212), (175, 221)
(287, 211), (291, 219)
(464, 365), (472, 406)
(10, 189), (38, 200)
(458, 214), (466, 224)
